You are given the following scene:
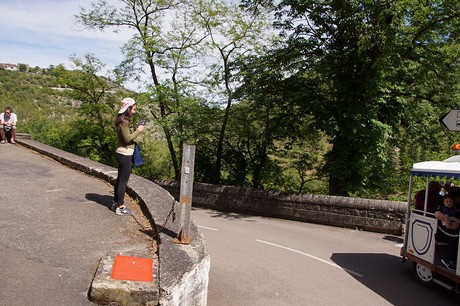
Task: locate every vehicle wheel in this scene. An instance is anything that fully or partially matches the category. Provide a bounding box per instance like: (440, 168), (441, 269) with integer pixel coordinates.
(413, 262), (435, 287)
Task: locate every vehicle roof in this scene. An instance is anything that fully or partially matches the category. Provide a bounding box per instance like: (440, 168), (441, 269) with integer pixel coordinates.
(411, 155), (460, 179)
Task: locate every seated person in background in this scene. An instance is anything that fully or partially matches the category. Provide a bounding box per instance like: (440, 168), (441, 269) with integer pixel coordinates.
(435, 195), (460, 272)
(414, 181), (442, 213)
(0, 106), (17, 144)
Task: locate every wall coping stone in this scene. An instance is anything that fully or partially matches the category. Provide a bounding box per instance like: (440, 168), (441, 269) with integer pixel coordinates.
(16, 137), (209, 306)
(156, 179), (408, 235)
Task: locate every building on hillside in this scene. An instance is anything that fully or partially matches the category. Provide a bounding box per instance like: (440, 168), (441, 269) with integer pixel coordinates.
(0, 63), (18, 71)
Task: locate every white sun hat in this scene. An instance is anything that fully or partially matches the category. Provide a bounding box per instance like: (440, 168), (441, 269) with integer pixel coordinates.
(118, 98), (136, 114)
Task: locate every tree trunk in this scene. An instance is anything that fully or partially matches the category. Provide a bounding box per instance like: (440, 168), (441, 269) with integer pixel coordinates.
(147, 58), (180, 180)
(212, 96), (231, 184)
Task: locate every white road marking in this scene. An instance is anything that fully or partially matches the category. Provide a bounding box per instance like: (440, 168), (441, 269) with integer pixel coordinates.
(395, 243), (403, 248)
(46, 189), (66, 193)
(198, 225), (219, 231)
(256, 239), (363, 278)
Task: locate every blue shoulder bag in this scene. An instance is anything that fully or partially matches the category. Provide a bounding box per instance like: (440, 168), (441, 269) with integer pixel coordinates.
(132, 142), (144, 167)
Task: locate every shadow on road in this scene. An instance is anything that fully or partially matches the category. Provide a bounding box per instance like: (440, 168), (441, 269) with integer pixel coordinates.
(330, 253), (458, 305)
(382, 235), (403, 243)
(192, 207), (257, 222)
(86, 193), (113, 210)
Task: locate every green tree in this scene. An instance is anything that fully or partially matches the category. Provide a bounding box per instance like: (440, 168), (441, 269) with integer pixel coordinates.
(17, 64), (28, 72)
(58, 53), (123, 164)
(196, 0), (273, 184)
(234, 52), (328, 191)
(77, 0), (199, 180)
(243, 0), (460, 196)
(145, 0), (209, 167)
(76, 0), (272, 184)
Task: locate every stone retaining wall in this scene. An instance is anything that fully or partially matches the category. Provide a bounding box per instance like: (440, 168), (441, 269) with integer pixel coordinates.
(157, 180), (407, 235)
(16, 133), (407, 305)
(16, 137), (209, 306)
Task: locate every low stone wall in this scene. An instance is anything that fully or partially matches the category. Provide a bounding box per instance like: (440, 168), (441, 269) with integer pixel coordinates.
(16, 137), (209, 306)
(157, 180), (407, 235)
(16, 133), (407, 305)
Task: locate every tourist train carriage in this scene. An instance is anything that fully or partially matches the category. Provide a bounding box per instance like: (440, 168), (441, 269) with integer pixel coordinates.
(401, 154), (460, 291)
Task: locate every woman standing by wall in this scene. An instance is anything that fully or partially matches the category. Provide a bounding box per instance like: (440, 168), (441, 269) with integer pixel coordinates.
(112, 98), (145, 215)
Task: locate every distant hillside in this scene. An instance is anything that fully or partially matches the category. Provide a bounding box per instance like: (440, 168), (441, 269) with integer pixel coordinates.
(0, 67), (129, 138)
(0, 68), (71, 128)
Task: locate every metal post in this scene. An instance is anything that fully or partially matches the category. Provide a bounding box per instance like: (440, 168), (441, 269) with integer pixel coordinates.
(173, 145), (195, 244)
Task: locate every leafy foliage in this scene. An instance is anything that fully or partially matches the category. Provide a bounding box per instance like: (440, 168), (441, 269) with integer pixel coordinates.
(0, 58), (130, 167)
(241, 0), (460, 196)
(2, 0), (460, 201)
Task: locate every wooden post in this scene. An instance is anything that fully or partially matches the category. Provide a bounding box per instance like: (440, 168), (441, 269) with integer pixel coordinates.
(174, 145), (195, 244)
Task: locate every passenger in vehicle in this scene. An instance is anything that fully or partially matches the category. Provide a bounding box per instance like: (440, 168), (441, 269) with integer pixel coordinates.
(414, 181), (442, 213)
(439, 195), (457, 227)
(445, 185), (460, 205)
(435, 195), (460, 272)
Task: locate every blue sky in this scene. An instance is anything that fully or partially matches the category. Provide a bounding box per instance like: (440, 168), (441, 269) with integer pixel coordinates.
(0, 0), (130, 72)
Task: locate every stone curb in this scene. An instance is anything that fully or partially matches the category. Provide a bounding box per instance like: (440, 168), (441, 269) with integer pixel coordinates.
(16, 137), (210, 306)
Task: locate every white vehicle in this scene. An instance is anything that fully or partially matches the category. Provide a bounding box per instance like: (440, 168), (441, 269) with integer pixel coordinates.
(401, 154), (460, 291)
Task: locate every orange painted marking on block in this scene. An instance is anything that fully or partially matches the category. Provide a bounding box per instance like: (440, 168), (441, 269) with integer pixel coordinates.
(110, 255), (153, 282)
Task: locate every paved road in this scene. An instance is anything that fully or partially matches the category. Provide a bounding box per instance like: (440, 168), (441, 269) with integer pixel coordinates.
(0, 144), (153, 306)
(3, 141), (459, 305)
(192, 208), (460, 306)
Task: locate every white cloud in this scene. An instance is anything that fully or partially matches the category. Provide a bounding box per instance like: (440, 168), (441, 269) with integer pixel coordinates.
(0, 0), (131, 71)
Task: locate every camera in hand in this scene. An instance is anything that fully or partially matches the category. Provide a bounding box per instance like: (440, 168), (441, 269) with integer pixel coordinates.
(137, 119), (148, 126)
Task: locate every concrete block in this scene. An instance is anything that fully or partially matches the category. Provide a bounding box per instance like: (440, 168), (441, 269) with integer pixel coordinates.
(89, 254), (159, 306)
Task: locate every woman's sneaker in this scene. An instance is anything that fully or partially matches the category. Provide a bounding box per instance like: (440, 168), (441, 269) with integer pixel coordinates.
(115, 206), (133, 216)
